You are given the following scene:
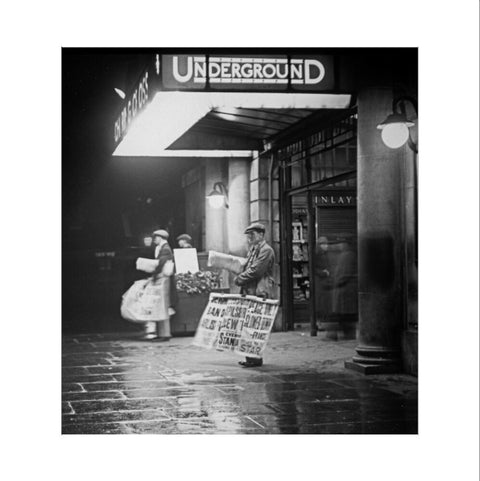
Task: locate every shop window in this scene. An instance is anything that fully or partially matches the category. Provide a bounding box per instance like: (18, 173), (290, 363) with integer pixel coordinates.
(277, 112), (357, 191)
(291, 200), (309, 307)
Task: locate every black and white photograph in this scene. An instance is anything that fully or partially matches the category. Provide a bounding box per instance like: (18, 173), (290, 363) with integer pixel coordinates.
(62, 48), (419, 435)
(4, 1), (479, 480)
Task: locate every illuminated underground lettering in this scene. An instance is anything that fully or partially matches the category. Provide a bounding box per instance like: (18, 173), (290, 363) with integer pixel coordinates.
(263, 63), (276, 79)
(241, 63), (253, 78)
(172, 56), (192, 82)
(221, 62), (231, 78)
(253, 63), (263, 78)
(291, 63), (303, 82)
(194, 61), (206, 82)
(304, 59), (325, 84)
(209, 62), (220, 78)
(168, 56), (327, 86)
(276, 63), (289, 79)
(231, 62), (241, 78)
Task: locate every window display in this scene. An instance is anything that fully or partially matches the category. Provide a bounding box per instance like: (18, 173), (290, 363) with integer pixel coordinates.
(291, 209), (310, 307)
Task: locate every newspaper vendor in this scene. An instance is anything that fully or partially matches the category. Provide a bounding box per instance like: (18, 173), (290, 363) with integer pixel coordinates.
(234, 222), (275, 367)
(143, 229), (177, 341)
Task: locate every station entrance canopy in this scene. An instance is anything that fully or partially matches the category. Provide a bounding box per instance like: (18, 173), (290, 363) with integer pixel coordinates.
(112, 54), (352, 157)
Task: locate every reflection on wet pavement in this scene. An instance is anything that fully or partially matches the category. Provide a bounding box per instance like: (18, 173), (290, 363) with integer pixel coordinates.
(62, 333), (418, 434)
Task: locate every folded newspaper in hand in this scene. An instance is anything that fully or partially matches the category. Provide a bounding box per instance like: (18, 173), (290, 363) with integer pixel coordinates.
(207, 251), (247, 274)
(136, 257), (159, 273)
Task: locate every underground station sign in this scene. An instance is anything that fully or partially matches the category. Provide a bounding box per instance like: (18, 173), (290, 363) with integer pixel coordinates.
(113, 53), (335, 147)
(161, 54), (335, 91)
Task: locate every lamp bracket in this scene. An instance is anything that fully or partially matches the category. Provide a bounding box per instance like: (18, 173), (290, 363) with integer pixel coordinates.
(392, 96), (418, 154)
(210, 181), (229, 208)
(213, 181), (229, 197)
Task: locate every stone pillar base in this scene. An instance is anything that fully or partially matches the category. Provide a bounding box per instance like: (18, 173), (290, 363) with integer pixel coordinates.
(345, 345), (402, 374)
(344, 360), (402, 375)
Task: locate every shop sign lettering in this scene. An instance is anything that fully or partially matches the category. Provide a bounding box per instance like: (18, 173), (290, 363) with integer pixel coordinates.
(114, 70), (150, 143)
(317, 195), (356, 206)
(193, 293), (279, 358)
(162, 55), (334, 91)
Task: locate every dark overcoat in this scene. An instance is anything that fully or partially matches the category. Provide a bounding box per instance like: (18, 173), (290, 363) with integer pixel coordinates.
(235, 240), (275, 298)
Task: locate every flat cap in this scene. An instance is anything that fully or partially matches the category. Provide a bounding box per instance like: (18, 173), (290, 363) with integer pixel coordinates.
(152, 229), (169, 239)
(176, 233), (193, 243)
(244, 222), (266, 234)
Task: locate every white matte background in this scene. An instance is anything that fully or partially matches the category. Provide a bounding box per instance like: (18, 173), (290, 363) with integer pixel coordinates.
(1, 1), (478, 480)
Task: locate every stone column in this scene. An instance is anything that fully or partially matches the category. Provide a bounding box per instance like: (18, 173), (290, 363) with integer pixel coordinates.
(345, 87), (406, 374)
(227, 159), (250, 257)
(205, 159), (227, 253)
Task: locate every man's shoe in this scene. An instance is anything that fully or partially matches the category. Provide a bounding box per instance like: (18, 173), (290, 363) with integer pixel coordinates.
(154, 336), (171, 342)
(142, 333), (158, 341)
(238, 359), (263, 368)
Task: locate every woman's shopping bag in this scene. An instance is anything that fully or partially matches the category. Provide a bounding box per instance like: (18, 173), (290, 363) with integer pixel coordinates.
(120, 279), (149, 322)
(120, 277), (169, 322)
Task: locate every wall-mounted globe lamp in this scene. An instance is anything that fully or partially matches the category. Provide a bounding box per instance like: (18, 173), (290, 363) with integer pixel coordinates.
(206, 182), (229, 209)
(377, 96), (418, 153)
(378, 95), (419, 267)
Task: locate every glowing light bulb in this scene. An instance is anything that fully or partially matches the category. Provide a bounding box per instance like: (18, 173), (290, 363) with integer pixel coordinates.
(114, 88), (126, 99)
(380, 122), (410, 149)
(208, 194), (225, 209)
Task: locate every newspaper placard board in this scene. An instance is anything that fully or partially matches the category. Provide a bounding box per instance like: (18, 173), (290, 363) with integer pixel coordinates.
(173, 248), (199, 273)
(193, 293), (279, 359)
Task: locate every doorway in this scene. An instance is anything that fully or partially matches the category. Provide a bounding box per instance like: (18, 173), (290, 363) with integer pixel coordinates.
(283, 177), (358, 338)
(313, 188), (357, 339)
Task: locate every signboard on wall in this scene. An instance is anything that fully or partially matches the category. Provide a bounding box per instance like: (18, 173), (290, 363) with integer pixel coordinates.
(174, 248), (199, 273)
(112, 55), (162, 148)
(162, 54), (335, 91)
(316, 193), (356, 207)
(113, 69), (151, 145)
(193, 293), (279, 358)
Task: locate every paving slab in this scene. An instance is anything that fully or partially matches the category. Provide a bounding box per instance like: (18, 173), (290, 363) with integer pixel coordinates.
(62, 331), (418, 434)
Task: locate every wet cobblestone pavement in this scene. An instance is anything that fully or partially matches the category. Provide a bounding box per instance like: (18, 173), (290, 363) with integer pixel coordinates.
(62, 332), (418, 434)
